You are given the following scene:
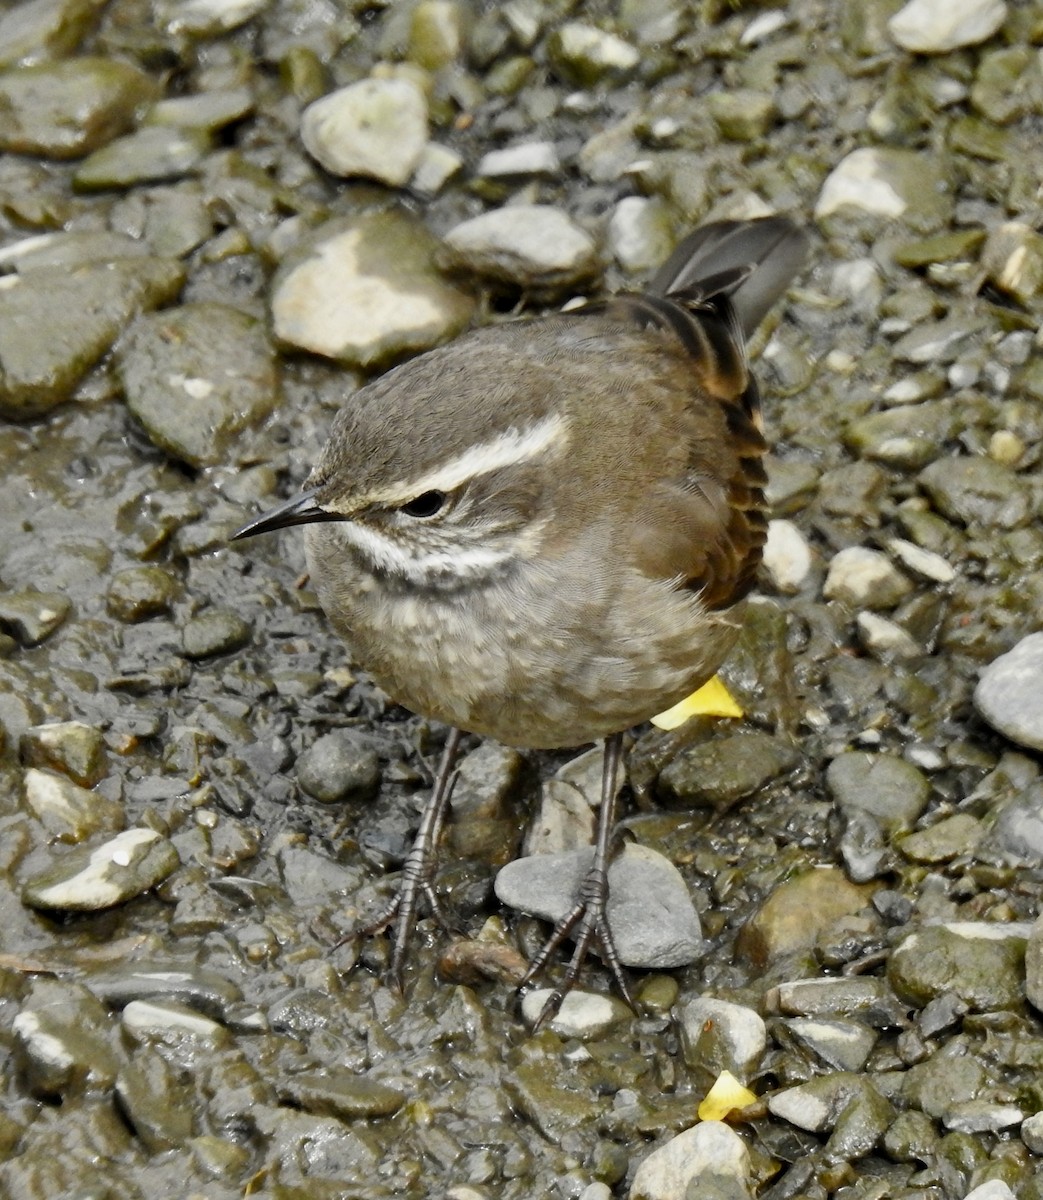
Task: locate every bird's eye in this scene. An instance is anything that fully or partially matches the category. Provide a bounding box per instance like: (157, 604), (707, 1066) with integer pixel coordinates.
(399, 490), (448, 518)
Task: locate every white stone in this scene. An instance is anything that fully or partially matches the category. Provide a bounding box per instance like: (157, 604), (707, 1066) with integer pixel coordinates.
(889, 0), (1007, 53)
(974, 633), (1043, 752)
(961, 1180), (1017, 1200)
(164, 0), (270, 35)
(301, 78), (428, 187)
(856, 611), (921, 659)
(477, 142), (560, 178)
(607, 196), (674, 274)
(678, 997), (767, 1078)
(410, 142), (463, 196)
(27, 828), (170, 909)
(767, 1086), (831, 1132)
(122, 999), (225, 1040)
(629, 1121), (751, 1200)
(824, 546), (912, 609)
(886, 537), (956, 584)
(762, 519), (813, 594)
(1021, 1111), (1043, 1155)
(520, 989), (622, 1038)
(815, 148), (908, 220)
(443, 204), (597, 284)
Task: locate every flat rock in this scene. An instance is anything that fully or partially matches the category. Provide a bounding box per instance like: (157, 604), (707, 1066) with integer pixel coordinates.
(889, 922), (1028, 1011)
(20, 720), (107, 786)
(677, 996), (767, 1079)
(815, 147), (951, 230)
(117, 301), (277, 468)
(0, 588), (70, 645)
(0, 257), (185, 419)
(495, 842), (702, 969)
(824, 546), (913, 610)
(22, 827), (181, 911)
(440, 204), (598, 293)
(974, 633), (1043, 751)
(0, 56), (156, 158)
(0, 0), (105, 70)
(23, 767), (125, 843)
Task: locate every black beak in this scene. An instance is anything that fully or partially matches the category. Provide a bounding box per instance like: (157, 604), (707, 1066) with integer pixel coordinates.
(231, 489), (344, 540)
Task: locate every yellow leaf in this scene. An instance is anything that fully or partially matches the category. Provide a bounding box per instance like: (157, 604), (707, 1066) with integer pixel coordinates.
(697, 1070), (758, 1122)
(651, 676), (744, 729)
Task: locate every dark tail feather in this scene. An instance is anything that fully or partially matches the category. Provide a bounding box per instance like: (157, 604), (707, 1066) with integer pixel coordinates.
(649, 217), (808, 340)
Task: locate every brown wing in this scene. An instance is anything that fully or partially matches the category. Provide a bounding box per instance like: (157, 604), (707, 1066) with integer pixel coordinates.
(593, 217), (807, 609)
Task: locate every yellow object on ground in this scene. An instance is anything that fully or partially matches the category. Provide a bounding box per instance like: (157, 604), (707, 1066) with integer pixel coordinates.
(697, 1071), (758, 1122)
(651, 675), (744, 729)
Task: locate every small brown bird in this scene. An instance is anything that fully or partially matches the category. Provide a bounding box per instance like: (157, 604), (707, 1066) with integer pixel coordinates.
(235, 215), (808, 1022)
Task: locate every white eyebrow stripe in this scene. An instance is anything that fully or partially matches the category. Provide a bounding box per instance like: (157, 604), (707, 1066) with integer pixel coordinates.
(376, 412), (569, 501)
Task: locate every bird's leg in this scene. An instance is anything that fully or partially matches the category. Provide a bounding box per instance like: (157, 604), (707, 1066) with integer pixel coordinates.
(520, 732), (637, 1029)
(360, 726), (463, 990)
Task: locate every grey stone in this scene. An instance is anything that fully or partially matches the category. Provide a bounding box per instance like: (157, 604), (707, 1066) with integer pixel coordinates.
(84, 965), (245, 1022)
(768, 1072), (890, 1138)
(857, 611), (922, 660)
(146, 87), (254, 131)
(73, 126), (209, 190)
(272, 209), (474, 369)
(276, 845), (366, 906)
(440, 205), (598, 293)
(824, 547), (913, 610)
(919, 455), (1030, 529)
(1021, 1111), (1043, 1155)
(159, 0), (271, 37)
(827, 752), (931, 833)
(301, 78), (428, 187)
(0, 0), (102, 69)
(476, 141), (560, 179)
(658, 731), (799, 809)
(118, 302), (278, 469)
(106, 567), (179, 622)
(943, 1101), (1023, 1133)
(22, 827), (180, 911)
(279, 1070), (405, 1121)
(903, 1051), (986, 1118)
(677, 997), (767, 1080)
(784, 1018), (878, 1072)
(974, 634), (1043, 752)
(296, 730), (380, 804)
(495, 843), (702, 969)
(524, 745), (607, 855)
(181, 609), (252, 659)
(898, 812), (985, 862)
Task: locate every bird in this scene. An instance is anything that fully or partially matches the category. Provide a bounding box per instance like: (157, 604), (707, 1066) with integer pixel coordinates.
(234, 214), (809, 1025)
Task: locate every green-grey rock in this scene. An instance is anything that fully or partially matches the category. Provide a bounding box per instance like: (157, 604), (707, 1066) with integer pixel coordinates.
(826, 752), (931, 833)
(737, 868), (875, 968)
(0, 0), (103, 69)
(708, 89), (776, 140)
(115, 1047), (196, 1152)
(898, 812), (985, 862)
(22, 827), (180, 911)
(106, 567), (179, 622)
(903, 1050), (986, 1119)
(0, 57), (156, 159)
(0, 257), (185, 419)
(280, 1070), (405, 1121)
(547, 21), (639, 87)
(73, 126), (209, 190)
(824, 547), (913, 610)
(658, 731), (800, 809)
(20, 720), (107, 786)
(11, 978), (119, 1097)
(407, 0), (461, 70)
(815, 147), (952, 230)
(0, 588), (70, 645)
(981, 222), (1043, 309)
(919, 455), (1030, 529)
(180, 609), (252, 659)
(272, 209), (475, 369)
(845, 399), (967, 469)
(23, 767), (124, 843)
(118, 302), (277, 468)
(146, 87), (254, 131)
(889, 923), (1027, 1011)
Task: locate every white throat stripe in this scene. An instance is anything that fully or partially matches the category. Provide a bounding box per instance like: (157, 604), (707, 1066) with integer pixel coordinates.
(379, 413), (569, 501)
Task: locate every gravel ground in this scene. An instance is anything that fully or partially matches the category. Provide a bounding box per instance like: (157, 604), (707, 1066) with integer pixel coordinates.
(1, 1), (1043, 1198)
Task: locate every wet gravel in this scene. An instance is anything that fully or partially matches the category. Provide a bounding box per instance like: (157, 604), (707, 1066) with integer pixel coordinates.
(1, 0), (1043, 1197)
